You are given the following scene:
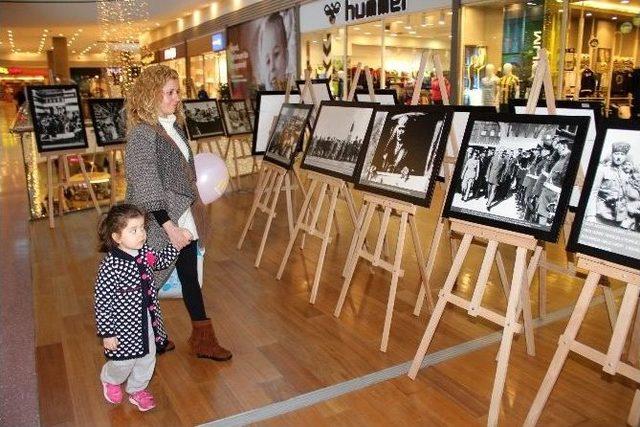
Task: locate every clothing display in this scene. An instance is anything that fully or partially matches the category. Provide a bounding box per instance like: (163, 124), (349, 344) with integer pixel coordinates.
(579, 67), (597, 97)
(499, 74), (519, 104)
(481, 75), (500, 106)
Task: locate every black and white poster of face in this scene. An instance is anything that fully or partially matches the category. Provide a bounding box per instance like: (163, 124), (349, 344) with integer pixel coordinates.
(28, 85), (88, 153)
(221, 100), (252, 135)
(183, 100), (224, 140)
(357, 109), (448, 206)
(89, 99), (126, 146)
(253, 92), (300, 154)
(263, 104), (312, 169)
(447, 118), (585, 240)
(302, 103), (375, 180)
(574, 128), (640, 263)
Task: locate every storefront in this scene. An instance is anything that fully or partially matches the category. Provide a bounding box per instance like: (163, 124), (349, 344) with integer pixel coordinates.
(188, 31), (228, 99)
(153, 43), (188, 95)
(300, 0), (453, 103)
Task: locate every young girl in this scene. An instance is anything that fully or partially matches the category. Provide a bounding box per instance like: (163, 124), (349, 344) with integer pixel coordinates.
(95, 204), (182, 411)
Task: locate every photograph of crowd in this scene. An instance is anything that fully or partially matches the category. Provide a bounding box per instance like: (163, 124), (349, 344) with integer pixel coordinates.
(263, 104), (313, 169)
(252, 91), (300, 154)
(183, 100), (225, 140)
(301, 102), (376, 180)
(88, 98), (126, 147)
(569, 123), (640, 269)
(27, 85), (88, 153)
(219, 100), (253, 136)
(355, 106), (451, 206)
(446, 114), (588, 241)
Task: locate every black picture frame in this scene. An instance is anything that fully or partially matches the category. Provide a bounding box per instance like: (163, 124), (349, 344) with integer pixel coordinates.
(263, 103), (314, 170)
(218, 99), (253, 136)
(567, 119), (640, 270)
(353, 105), (453, 207)
(354, 89), (399, 105)
(295, 78), (334, 104)
(252, 91), (301, 155)
(27, 84), (89, 153)
(182, 99), (225, 140)
(443, 112), (589, 242)
(509, 99), (603, 209)
(87, 98), (126, 147)
(301, 100), (378, 182)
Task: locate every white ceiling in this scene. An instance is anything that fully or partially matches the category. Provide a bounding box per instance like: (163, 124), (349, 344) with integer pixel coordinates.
(0, 0), (216, 60)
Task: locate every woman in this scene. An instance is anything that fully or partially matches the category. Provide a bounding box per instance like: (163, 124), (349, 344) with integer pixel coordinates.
(124, 64), (232, 361)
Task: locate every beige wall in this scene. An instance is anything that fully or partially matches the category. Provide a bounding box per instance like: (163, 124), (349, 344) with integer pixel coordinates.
(461, 6), (504, 69)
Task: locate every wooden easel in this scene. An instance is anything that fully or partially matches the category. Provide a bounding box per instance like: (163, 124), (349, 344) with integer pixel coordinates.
(524, 254), (640, 426)
(408, 219), (542, 427)
(228, 133), (259, 191)
(333, 54), (434, 352)
(105, 144), (125, 207)
(275, 64), (374, 304)
(45, 149), (102, 228)
(236, 72), (317, 267)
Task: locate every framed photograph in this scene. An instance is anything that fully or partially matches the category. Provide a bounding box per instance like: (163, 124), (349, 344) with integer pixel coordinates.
(27, 85), (88, 153)
(443, 112), (589, 242)
(510, 99), (602, 207)
(301, 101), (377, 181)
(353, 105), (453, 206)
(354, 89), (399, 105)
(437, 105), (497, 181)
(296, 78), (333, 105)
(252, 91), (301, 155)
(263, 103), (313, 169)
(182, 99), (225, 140)
(567, 119), (640, 270)
(88, 98), (126, 147)
(218, 99), (253, 136)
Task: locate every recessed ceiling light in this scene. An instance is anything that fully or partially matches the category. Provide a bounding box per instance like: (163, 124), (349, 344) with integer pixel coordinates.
(155, 22), (160, 26)
(447, 11), (453, 15)
(409, 30), (416, 34)
(612, 16), (618, 20)
(373, 23), (381, 27)
(404, 25), (412, 29)
(353, 27), (360, 30)
(621, 0), (630, 3)
(585, 11), (592, 16)
(364, 32), (371, 35)
(58, 33), (63, 36)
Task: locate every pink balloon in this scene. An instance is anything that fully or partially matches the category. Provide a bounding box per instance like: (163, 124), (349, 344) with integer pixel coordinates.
(194, 153), (229, 204)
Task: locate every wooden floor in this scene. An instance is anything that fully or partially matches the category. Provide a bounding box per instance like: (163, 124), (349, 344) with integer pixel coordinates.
(3, 104), (636, 425)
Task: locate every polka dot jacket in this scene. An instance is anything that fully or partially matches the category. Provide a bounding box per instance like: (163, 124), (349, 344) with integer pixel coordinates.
(94, 243), (179, 361)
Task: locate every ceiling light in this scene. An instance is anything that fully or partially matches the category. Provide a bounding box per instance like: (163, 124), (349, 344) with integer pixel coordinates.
(527, 1), (536, 4)
(404, 25), (412, 29)
(612, 16), (618, 20)
(155, 22), (160, 26)
(373, 23), (381, 27)
(394, 20), (403, 23)
(438, 10), (446, 25)
(353, 27), (360, 30)
(364, 31), (371, 35)
(585, 11), (592, 16)
(409, 30), (416, 34)
(447, 11), (453, 15)
(621, 0), (629, 3)
(58, 33), (63, 36)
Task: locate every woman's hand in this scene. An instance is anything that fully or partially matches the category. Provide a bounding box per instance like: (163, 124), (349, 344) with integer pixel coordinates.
(162, 221), (193, 250)
(103, 337), (118, 351)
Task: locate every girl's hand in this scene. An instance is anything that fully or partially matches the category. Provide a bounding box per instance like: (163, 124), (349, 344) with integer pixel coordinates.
(103, 337), (119, 351)
(163, 221), (192, 250)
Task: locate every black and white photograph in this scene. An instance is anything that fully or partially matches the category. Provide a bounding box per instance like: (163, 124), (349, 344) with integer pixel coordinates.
(444, 113), (589, 241)
(510, 99), (602, 206)
(219, 99), (253, 136)
(568, 120), (640, 270)
(252, 91), (301, 154)
(27, 85), (88, 153)
(182, 99), (225, 140)
(301, 101), (377, 181)
(88, 98), (126, 147)
(354, 105), (452, 206)
(354, 89), (399, 105)
(263, 103), (313, 169)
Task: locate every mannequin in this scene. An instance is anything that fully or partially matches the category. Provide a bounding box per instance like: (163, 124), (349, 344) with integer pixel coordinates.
(480, 64), (500, 107)
(499, 63), (520, 105)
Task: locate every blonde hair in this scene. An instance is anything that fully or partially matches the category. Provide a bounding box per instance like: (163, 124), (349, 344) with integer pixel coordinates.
(126, 64), (184, 130)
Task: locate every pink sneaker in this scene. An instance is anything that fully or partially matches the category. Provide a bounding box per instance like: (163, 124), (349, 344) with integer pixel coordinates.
(101, 381), (123, 404)
(128, 389), (156, 411)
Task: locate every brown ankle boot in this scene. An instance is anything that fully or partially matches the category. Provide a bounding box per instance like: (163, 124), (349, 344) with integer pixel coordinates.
(189, 319), (232, 361)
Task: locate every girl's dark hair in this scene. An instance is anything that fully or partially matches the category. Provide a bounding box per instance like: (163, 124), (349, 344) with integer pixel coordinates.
(98, 204), (146, 252)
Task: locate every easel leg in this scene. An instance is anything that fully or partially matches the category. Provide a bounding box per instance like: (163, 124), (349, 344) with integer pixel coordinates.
(335, 202), (376, 317)
(627, 303), (640, 366)
(468, 240), (499, 317)
(603, 285), (618, 330)
(409, 215), (434, 312)
(255, 172), (284, 267)
(539, 247), (548, 318)
(496, 249), (510, 297)
(408, 234), (474, 379)
(58, 155), (65, 217)
(231, 139), (241, 191)
(284, 173), (294, 236)
(77, 154), (101, 215)
(524, 271), (601, 426)
(310, 185), (339, 304)
(343, 202), (367, 278)
(414, 218), (447, 316)
(603, 284), (640, 375)
(109, 150), (116, 207)
(378, 209), (391, 260)
(238, 167), (271, 249)
(628, 390), (640, 426)
(47, 156), (55, 229)
(487, 246), (528, 427)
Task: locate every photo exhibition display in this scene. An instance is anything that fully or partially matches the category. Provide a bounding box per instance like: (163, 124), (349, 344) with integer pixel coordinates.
(88, 98), (126, 147)
(444, 113), (589, 241)
(219, 99), (253, 136)
(263, 103), (313, 169)
(568, 120), (640, 270)
(252, 91), (301, 154)
(182, 99), (225, 140)
(354, 105), (453, 206)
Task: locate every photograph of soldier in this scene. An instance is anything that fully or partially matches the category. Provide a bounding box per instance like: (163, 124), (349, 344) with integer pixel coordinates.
(355, 106), (449, 206)
(448, 116), (586, 238)
(263, 104), (313, 169)
(28, 85), (88, 153)
(302, 102), (376, 180)
(219, 100), (253, 136)
(252, 92), (301, 154)
(570, 125), (640, 269)
(88, 98), (126, 147)
(183, 100), (224, 140)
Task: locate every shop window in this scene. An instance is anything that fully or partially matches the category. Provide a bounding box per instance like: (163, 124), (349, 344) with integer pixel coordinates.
(301, 27), (345, 97)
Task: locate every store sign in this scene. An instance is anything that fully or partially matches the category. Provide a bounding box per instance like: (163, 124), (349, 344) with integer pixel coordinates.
(211, 32), (226, 52)
(0, 66), (25, 75)
(0, 67), (8, 75)
(163, 47), (177, 60)
(634, 15), (640, 27)
(301, 0), (448, 32)
(621, 22), (633, 34)
(589, 38), (599, 48)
